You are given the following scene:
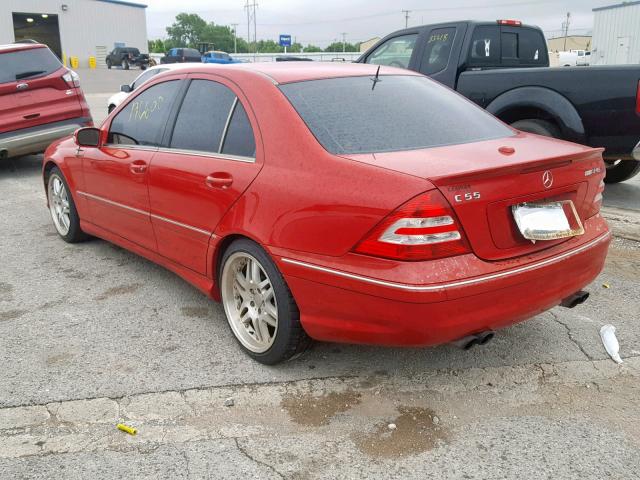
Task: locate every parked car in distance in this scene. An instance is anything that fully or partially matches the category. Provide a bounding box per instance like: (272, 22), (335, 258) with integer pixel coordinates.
(106, 63), (191, 113)
(43, 62), (610, 364)
(161, 47), (202, 64)
(0, 43), (91, 159)
(202, 50), (241, 64)
(105, 47), (150, 70)
(358, 20), (640, 183)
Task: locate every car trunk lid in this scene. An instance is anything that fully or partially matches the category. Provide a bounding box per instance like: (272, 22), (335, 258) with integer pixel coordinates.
(341, 133), (605, 260)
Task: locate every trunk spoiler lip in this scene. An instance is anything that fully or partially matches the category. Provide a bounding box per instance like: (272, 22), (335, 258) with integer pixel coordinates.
(428, 147), (605, 186)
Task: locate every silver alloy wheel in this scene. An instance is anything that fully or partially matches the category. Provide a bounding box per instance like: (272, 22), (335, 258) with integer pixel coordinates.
(221, 252), (278, 353)
(48, 174), (71, 236)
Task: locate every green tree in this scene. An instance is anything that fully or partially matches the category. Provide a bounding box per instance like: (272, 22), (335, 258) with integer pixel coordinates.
(303, 44), (323, 53)
(325, 41), (359, 52)
(166, 13), (207, 47)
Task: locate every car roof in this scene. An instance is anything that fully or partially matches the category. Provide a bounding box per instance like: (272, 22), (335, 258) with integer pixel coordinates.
(159, 61), (421, 84)
(0, 43), (47, 54)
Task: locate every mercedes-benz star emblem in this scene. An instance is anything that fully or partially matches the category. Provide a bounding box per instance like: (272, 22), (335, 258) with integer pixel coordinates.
(542, 170), (553, 189)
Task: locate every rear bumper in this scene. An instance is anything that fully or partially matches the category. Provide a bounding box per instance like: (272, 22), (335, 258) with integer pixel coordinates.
(0, 117), (92, 159)
(274, 215), (611, 347)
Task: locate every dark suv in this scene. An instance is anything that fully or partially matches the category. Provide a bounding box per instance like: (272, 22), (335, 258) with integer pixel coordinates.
(0, 43), (92, 159)
(160, 48), (202, 64)
(106, 47), (150, 70)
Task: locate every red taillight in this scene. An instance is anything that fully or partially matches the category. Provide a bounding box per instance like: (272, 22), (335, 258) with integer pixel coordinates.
(62, 69), (80, 88)
(636, 80), (640, 116)
(353, 190), (471, 261)
(497, 19), (522, 26)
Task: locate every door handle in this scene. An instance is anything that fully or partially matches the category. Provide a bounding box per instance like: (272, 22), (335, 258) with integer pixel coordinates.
(130, 160), (147, 174)
(205, 172), (233, 189)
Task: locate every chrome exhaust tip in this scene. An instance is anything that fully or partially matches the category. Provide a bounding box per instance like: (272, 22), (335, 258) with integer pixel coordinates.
(560, 290), (589, 309)
(452, 331), (495, 350)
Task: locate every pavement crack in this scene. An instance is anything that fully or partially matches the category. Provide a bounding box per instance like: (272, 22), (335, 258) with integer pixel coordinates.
(234, 437), (285, 479)
(549, 310), (594, 361)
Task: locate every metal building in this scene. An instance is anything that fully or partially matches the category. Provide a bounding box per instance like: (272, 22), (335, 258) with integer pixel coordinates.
(591, 1), (640, 65)
(0, 0), (148, 67)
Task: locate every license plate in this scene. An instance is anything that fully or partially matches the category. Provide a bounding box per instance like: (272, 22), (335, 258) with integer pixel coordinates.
(512, 200), (584, 242)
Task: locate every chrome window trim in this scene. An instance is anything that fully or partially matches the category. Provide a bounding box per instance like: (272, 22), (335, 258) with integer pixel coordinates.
(102, 143), (159, 152)
(156, 147), (255, 163)
(219, 96), (238, 153)
(76, 191), (211, 236)
(280, 231), (611, 292)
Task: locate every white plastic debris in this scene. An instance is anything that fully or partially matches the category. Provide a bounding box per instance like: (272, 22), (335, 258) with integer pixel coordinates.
(600, 325), (623, 364)
(387, 423), (397, 430)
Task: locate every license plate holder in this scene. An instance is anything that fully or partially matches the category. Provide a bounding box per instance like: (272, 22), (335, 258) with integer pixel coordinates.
(511, 200), (584, 242)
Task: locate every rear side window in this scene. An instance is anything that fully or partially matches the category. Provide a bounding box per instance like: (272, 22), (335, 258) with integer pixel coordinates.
(108, 80), (180, 146)
(469, 26), (500, 66)
(170, 80), (235, 153)
(0, 47), (62, 83)
(221, 102), (255, 158)
(365, 34), (417, 69)
(185, 49), (201, 57)
(517, 28), (546, 65)
(421, 27), (456, 75)
(280, 75), (513, 155)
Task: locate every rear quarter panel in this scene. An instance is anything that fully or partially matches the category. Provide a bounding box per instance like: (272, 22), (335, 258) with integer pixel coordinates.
(457, 65), (640, 154)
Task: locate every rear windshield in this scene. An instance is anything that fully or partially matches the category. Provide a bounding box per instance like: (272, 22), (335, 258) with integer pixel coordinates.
(0, 47), (62, 84)
(280, 75), (514, 155)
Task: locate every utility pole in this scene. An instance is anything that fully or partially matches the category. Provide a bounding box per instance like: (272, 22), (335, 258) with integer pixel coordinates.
(341, 32), (347, 53)
(402, 9), (411, 28)
(562, 12), (571, 51)
(244, 0), (258, 58)
(230, 23), (238, 54)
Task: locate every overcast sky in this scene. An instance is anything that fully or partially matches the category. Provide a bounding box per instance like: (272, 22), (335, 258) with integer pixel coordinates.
(143, 0), (611, 47)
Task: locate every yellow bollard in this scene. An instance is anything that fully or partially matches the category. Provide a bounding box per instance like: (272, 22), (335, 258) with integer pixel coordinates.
(88, 56), (96, 69)
(70, 56), (79, 69)
(62, 53), (67, 67)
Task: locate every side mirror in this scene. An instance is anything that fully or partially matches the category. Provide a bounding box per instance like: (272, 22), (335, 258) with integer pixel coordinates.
(120, 84), (132, 93)
(75, 127), (101, 147)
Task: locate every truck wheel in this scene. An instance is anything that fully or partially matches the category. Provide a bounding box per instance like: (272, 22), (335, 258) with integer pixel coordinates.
(604, 160), (640, 183)
(121, 59), (129, 70)
(140, 64), (147, 70)
(510, 119), (560, 138)
(106, 59), (112, 69)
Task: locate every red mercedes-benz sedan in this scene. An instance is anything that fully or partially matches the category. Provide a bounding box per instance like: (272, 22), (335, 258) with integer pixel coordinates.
(42, 62), (610, 364)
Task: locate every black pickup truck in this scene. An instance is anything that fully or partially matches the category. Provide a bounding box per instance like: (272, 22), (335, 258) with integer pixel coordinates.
(105, 47), (149, 70)
(357, 20), (640, 183)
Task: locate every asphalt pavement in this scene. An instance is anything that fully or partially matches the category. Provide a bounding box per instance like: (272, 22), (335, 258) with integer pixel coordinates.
(0, 67), (639, 479)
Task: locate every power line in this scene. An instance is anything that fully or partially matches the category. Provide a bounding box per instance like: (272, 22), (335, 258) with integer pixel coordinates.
(256, 0), (557, 27)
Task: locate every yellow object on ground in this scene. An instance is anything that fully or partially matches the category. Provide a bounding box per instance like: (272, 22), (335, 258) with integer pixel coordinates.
(70, 56), (79, 69)
(117, 423), (137, 435)
(88, 56), (96, 69)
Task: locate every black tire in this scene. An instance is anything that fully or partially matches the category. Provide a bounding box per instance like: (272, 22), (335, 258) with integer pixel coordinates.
(108, 104), (115, 114)
(121, 59), (129, 70)
(46, 167), (88, 243)
(140, 64), (147, 70)
(604, 160), (640, 183)
(219, 239), (311, 364)
(106, 59), (112, 69)
(510, 119), (561, 138)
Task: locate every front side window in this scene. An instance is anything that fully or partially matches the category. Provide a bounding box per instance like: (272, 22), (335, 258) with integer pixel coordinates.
(469, 26), (500, 65)
(280, 75), (513, 155)
(131, 68), (165, 90)
(108, 80), (180, 146)
(421, 28), (456, 75)
(365, 34), (417, 69)
(170, 80), (235, 153)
